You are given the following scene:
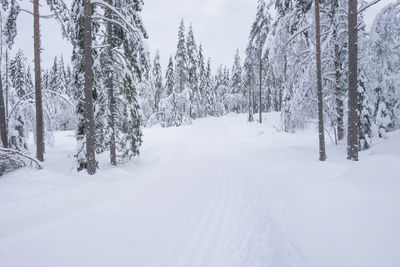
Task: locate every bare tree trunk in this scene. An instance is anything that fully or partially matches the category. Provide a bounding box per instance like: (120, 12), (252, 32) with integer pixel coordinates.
(258, 48), (262, 123)
(0, 73), (7, 148)
(280, 54), (287, 112)
(252, 89), (256, 114)
(331, 0), (344, 141)
(5, 51), (8, 136)
(33, 0), (44, 161)
(106, 1), (116, 166)
(314, 0), (327, 161)
(347, 0), (359, 161)
(334, 41), (344, 141)
(248, 83), (253, 122)
(83, 0), (96, 174)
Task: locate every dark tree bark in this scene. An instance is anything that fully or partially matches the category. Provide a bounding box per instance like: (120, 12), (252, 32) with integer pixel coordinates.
(347, 0), (359, 161)
(83, 0), (96, 174)
(106, 0), (116, 166)
(0, 73), (7, 148)
(33, 0), (44, 161)
(248, 82), (253, 122)
(258, 48), (262, 123)
(330, 0), (344, 142)
(314, 0), (327, 161)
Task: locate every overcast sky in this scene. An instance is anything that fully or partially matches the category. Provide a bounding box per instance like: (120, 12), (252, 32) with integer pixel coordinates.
(13, 0), (396, 72)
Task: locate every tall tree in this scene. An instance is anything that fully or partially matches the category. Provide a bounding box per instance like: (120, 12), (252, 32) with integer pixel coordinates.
(186, 24), (199, 118)
(82, 0), (96, 174)
(249, 0), (271, 123)
(165, 55), (175, 96)
(152, 50), (163, 112)
(314, 0), (326, 161)
(33, 0), (44, 161)
(347, 0), (358, 161)
(175, 19), (187, 93)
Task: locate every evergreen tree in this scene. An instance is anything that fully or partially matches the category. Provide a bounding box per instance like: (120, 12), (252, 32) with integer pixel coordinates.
(165, 55), (175, 96)
(186, 24), (200, 118)
(152, 50), (164, 113)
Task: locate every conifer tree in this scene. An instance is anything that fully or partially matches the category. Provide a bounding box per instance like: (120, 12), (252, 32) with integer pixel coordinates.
(186, 24), (199, 118)
(175, 19), (188, 93)
(165, 55), (175, 97)
(152, 50), (163, 113)
(347, 0), (359, 161)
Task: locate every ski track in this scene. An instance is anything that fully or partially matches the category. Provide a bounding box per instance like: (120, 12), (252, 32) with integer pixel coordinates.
(0, 116), (306, 267)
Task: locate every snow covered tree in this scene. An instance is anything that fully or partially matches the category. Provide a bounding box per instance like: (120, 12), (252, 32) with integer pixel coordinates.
(186, 24), (200, 119)
(172, 19), (190, 125)
(165, 55), (175, 97)
(249, 0), (271, 123)
(347, 0), (358, 161)
(226, 49), (245, 113)
(203, 58), (218, 116)
(95, 0), (147, 165)
(152, 50), (164, 113)
(314, 0), (326, 161)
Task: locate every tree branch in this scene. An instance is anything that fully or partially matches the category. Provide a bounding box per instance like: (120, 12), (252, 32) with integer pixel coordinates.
(20, 8), (55, 19)
(0, 148), (42, 169)
(358, 0), (382, 14)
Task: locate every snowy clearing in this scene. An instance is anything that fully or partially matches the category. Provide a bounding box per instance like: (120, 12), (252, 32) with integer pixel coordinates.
(0, 113), (399, 267)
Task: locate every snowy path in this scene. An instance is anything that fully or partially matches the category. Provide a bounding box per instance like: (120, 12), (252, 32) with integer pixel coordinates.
(1, 114), (399, 267)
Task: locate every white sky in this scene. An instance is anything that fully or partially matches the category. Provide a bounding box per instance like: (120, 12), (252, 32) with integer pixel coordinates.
(13, 0), (396, 72)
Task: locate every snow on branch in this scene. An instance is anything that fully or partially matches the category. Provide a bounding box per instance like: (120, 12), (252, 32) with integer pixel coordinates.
(20, 8), (55, 19)
(358, 0), (382, 14)
(8, 90), (75, 120)
(0, 148), (42, 169)
(90, 0), (144, 40)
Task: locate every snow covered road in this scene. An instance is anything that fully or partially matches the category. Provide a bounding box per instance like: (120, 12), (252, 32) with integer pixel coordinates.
(1, 114), (399, 267)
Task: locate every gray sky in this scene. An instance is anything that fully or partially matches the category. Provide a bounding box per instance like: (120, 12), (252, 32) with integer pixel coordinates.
(13, 0), (395, 72)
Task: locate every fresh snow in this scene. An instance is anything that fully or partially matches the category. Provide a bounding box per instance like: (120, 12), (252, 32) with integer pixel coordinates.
(0, 113), (399, 267)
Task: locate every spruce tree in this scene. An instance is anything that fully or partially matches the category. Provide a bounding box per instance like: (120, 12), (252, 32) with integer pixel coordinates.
(186, 24), (199, 119)
(152, 50), (164, 113)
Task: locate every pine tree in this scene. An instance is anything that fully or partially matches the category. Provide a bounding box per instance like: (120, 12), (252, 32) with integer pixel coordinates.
(152, 50), (164, 113)
(165, 55), (175, 96)
(33, 0), (45, 161)
(228, 49), (245, 113)
(175, 19), (188, 93)
(97, 0), (147, 164)
(314, 0), (326, 161)
(186, 24), (200, 119)
(173, 19), (190, 125)
(203, 58), (217, 116)
(244, 44), (256, 122)
(347, 0), (359, 161)
(70, 0), (98, 173)
(197, 44), (206, 118)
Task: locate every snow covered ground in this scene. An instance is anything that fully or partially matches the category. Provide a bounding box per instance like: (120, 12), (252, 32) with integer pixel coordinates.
(0, 113), (399, 267)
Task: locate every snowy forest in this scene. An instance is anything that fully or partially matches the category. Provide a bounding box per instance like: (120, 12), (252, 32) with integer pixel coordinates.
(0, 0), (399, 266)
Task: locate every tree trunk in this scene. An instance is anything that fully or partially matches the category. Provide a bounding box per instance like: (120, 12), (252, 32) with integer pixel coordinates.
(248, 83), (253, 122)
(0, 73), (7, 148)
(33, 0), (44, 161)
(106, 1), (116, 166)
(314, 0), (327, 161)
(331, 0), (344, 141)
(258, 48), (262, 123)
(5, 51), (8, 136)
(347, 0), (359, 161)
(252, 89), (256, 114)
(83, 0), (96, 174)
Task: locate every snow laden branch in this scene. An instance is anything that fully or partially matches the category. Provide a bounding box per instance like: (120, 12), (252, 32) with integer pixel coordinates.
(8, 90), (75, 120)
(358, 0), (382, 14)
(90, 0), (144, 40)
(0, 148), (43, 169)
(20, 8), (55, 19)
